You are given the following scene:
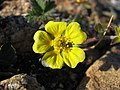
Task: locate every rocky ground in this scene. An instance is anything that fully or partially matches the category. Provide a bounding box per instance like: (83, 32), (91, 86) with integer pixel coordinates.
(0, 0), (120, 90)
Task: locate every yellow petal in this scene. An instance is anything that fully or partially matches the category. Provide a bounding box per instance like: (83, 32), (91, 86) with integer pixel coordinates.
(65, 22), (87, 44)
(45, 21), (67, 37)
(62, 47), (85, 68)
(76, 0), (81, 2)
(33, 30), (51, 53)
(33, 30), (51, 41)
(42, 51), (64, 69)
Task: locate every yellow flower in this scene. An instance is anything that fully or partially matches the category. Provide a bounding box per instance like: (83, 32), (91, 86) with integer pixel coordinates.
(76, 0), (87, 3)
(76, 0), (81, 3)
(33, 21), (87, 69)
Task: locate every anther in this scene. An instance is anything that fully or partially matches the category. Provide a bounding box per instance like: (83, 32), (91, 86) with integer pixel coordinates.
(67, 45), (69, 47)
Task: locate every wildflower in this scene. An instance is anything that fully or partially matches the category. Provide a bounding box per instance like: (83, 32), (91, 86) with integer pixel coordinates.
(33, 21), (87, 69)
(76, 0), (81, 3)
(76, 0), (87, 3)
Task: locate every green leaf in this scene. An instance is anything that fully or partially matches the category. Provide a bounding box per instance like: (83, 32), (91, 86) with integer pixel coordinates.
(112, 26), (120, 44)
(0, 43), (17, 67)
(30, 0), (43, 16)
(94, 24), (104, 38)
(114, 26), (120, 37)
(114, 37), (120, 43)
(27, 0), (55, 23)
(36, 0), (46, 11)
(44, 0), (55, 12)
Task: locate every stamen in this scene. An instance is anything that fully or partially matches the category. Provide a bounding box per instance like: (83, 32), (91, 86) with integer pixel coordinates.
(53, 36), (73, 53)
(60, 47), (63, 49)
(66, 45), (69, 47)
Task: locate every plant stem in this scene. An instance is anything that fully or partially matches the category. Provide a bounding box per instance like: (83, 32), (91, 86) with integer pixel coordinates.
(93, 15), (114, 48)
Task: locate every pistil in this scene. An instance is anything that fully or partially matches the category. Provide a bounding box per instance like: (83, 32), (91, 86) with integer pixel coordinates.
(52, 36), (73, 53)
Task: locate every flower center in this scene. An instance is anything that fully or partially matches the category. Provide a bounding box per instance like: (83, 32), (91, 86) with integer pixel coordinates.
(51, 36), (73, 53)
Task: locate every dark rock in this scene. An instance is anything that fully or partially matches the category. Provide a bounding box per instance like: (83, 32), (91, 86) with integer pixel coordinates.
(0, 16), (39, 53)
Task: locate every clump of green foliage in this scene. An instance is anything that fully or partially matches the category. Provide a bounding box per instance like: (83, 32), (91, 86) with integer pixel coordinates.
(27, 0), (55, 24)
